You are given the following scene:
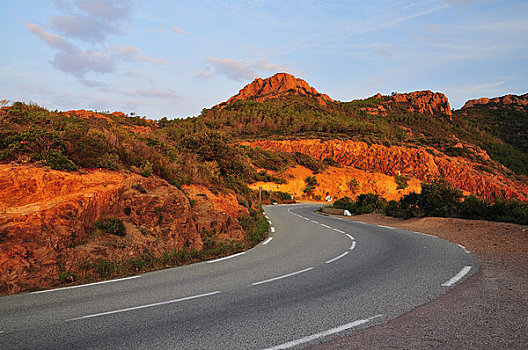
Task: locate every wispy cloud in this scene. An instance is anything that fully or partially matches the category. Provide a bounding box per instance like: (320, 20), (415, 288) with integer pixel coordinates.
(200, 57), (288, 82)
(49, 0), (133, 43)
(25, 1), (165, 86)
(123, 87), (179, 101)
(171, 25), (188, 35)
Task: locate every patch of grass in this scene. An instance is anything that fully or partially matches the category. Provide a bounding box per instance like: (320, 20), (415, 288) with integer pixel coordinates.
(94, 218), (126, 236)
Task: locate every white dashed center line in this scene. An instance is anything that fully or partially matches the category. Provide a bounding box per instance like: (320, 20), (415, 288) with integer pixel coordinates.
(251, 268), (313, 286)
(31, 275), (141, 294)
(325, 251), (349, 264)
(67, 291), (221, 321)
(262, 314), (383, 350)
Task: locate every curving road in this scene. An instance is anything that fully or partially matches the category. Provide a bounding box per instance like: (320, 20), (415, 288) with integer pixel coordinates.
(0, 203), (477, 349)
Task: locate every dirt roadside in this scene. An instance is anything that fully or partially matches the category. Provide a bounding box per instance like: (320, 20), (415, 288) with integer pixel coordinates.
(310, 214), (528, 349)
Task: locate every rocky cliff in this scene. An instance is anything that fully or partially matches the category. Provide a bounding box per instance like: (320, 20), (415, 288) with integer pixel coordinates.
(462, 93), (528, 112)
(223, 72), (333, 106)
(362, 91), (452, 116)
(247, 139), (528, 201)
(0, 164), (246, 294)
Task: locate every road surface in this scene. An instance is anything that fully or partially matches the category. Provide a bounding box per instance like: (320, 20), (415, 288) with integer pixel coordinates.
(0, 203), (477, 349)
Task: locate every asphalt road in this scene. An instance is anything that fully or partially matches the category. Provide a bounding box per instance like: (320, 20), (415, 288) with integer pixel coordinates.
(0, 203), (477, 349)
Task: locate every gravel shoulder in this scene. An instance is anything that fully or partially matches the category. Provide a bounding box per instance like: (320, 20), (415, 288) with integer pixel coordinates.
(310, 214), (528, 349)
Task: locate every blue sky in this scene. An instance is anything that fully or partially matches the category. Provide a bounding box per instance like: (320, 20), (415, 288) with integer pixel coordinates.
(1, 0), (527, 119)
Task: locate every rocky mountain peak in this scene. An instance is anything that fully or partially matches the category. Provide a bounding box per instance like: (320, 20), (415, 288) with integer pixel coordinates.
(224, 72), (333, 106)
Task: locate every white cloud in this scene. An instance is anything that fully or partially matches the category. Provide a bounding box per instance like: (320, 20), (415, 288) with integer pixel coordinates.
(203, 57), (288, 82)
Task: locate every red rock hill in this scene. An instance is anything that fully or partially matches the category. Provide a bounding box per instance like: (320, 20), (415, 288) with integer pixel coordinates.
(223, 72), (333, 106)
(363, 91), (452, 116)
(246, 139), (528, 201)
(462, 93), (528, 112)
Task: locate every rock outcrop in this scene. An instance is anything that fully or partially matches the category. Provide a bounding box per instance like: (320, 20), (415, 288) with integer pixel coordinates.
(223, 72), (333, 106)
(246, 139), (528, 201)
(462, 93), (528, 112)
(362, 91), (452, 116)
(0, 164), (246, 294)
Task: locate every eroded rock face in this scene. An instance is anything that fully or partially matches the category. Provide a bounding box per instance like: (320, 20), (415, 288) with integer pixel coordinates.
(246, 139), (528, 201)
(462, 93), (528, 112)
(362, 91), (452, 116)
(224, 72), (333, 106)
(0, 164), (245, 294)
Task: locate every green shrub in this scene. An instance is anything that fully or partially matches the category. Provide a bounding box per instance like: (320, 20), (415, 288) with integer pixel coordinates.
(59, 269), (77, 283)
(394, 174), (409, 190)
(140, 160), (153, 177)
(348, 178), (359, 194)
(93, 259), (116, 277)
(354, 193), (387, 214)
(45, 150), (78, 171)
(96, 153), (120, 170)
(94, 218), (126, 236)
(332, 196), (356, 213)
(419, 179), (463, 217)
(303, 175), (318, 196)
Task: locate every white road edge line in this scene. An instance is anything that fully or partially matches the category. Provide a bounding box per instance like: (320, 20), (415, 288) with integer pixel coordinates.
(263, 237), (273, 245)
(345, 233), (355, 241)
(310, 220), (319, 224)
(207, 251), (245, 264)
(442, 266), (472, 287)
(251, 267), (313, 286)
(415, 231), (437, 239)
(320, 224), (331, 229)
(333, 228), (345, 233)
(457, 244), (470, 254)
(67, 291), (221, 321)
(325, 251), (349, 264)
(31, 275), (141, 294)
(377, 225), (396, 230)
(270, 227), (276, 233)
(349, 241), (357, 250)
(262, 314), (384, 350)
(303, 217), (310, 221)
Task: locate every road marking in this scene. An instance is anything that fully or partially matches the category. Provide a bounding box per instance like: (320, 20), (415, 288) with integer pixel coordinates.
(346, 233), (355, 241)
(30, 275), (141, 294)
(265, 215), (269, 219)
(67, 291), (221, 321)
(442, 266), (472, 287)
(320, 224), (331, 229)
(349, 241), (357, 250)
(207, 251), (245, 263)
(262, 314), (383, 350)
(268, 220), (272, 224)
(251, 267), (313, 286)
(263, 237), (273, 245)
(457, 244), (470, 254)
(303, 217), (310, 221)
(333, 228), (345, 233)
(270, 227), (276, 233)
(310, 220), (319, 224)
(325, 251), (349, 264)
(377, 225), (395, 230)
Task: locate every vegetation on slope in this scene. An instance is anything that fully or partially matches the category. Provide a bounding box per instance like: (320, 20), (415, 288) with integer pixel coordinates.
(331, 179), (528, 225)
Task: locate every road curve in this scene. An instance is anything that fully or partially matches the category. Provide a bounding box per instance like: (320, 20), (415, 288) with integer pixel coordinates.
(0, 203), (477, 349)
